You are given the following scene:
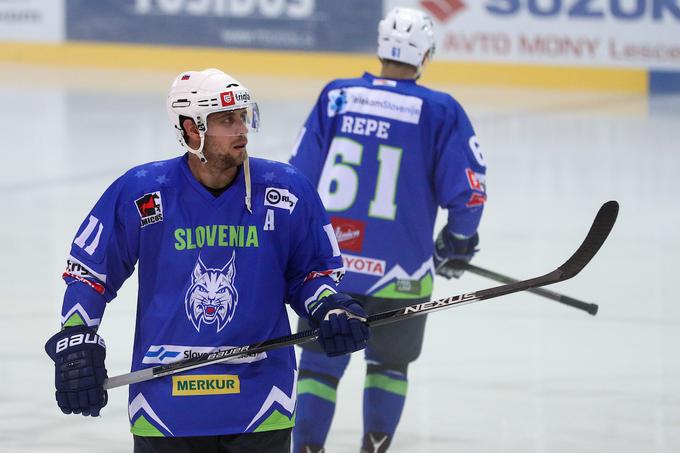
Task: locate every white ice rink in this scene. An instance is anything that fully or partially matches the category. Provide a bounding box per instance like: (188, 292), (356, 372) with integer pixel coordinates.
(0, 64), (678, 452)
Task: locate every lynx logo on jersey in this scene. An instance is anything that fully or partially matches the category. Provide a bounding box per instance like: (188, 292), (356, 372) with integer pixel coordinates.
(135, 191), (164, 227)
(185, 251), (238, 333)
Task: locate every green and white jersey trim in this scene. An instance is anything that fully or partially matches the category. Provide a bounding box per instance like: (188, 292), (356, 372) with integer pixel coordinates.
(245, 369), (297, 432)
(61, 303), (100, 328)
(366, 258), (434, 299)
(129, 393), (173, 437)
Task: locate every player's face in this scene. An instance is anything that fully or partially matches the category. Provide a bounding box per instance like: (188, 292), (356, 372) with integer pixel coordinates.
(203, 110), (249, 169)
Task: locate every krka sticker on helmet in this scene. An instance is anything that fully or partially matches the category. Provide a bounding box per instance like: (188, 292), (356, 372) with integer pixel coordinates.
(185, 251), (238, 333)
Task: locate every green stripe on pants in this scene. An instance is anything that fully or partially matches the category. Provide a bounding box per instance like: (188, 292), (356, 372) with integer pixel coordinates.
(297, 378), (337, 403)
(364, 373), (407, 396)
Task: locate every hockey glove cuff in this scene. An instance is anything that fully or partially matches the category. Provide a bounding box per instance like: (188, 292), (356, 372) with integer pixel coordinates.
(434, 229), (479, 279)
(309, 293), (370, 357)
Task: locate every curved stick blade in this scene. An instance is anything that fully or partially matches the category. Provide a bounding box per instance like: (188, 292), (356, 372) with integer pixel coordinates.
(558, 200), (619, 280)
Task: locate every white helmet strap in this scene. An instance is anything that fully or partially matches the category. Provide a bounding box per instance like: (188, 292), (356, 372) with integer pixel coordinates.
(178, 115), (208, 164)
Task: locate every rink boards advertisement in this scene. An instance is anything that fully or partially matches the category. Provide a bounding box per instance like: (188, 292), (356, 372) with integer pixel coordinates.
(389, 0), (680, 71)
(1, 0), (678, 92)
(0, 0), (64, 42)
(64, 0), (381, 52)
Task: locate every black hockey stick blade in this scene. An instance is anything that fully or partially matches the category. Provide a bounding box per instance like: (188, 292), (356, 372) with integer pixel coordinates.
(463, 264), (599, 315)
(556, 200), (618, 280)
(103, 201), (618, 389)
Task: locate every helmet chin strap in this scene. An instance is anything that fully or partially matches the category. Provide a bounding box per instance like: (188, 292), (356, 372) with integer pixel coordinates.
(243, 150), (252, 214)
(194, 130), (208, 164)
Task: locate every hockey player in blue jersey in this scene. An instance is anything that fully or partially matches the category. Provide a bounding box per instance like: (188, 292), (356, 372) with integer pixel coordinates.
(289, 7), (487, 453)
(44, 68), (370, 452)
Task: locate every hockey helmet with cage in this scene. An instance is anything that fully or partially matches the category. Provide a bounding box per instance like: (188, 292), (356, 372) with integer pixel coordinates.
(377, 7), (435, 69)
(166, 68), (260, 163)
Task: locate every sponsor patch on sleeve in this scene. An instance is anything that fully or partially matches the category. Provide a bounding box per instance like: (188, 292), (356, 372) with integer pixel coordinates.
(466, 192), (487, 207)
(465, 168), (486, 192)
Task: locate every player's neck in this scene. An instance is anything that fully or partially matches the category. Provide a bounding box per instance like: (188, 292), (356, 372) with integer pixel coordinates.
(187, 154), (238, 190)
(380, 64), (418, 80)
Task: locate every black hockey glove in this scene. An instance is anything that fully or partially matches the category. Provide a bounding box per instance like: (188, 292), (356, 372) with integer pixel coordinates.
(45, 326), (108, 417)
(433, 229), (479, 279)
(309, 293), (370, 357)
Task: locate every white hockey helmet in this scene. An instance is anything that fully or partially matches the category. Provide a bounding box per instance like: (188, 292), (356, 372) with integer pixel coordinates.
(166, 68), (259, 163)
(377, 7), (435, 69)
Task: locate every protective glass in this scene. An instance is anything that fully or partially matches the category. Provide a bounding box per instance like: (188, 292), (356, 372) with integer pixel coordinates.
(205, 104), (260, 136)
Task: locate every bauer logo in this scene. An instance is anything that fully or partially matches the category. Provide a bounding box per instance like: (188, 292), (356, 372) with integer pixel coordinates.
(143, 344), (265, 365)
(172, 375), (240, 396)
(135, 191), (164, 227)
(220, 91), (235, 107)
(264, 187), (298, 213)
(331, 216), (366, 253)
(55, 332), (106, 354)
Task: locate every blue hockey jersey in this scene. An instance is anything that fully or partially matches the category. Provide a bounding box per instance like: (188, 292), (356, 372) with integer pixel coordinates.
(290, 73), (487, 299)
(60, 155), (344, 437)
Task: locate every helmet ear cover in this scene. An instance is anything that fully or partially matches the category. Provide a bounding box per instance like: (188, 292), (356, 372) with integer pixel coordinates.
(377, 7), (436, 69)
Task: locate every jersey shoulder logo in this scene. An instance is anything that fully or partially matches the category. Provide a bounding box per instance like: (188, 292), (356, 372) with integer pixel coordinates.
(327, 88), (348, 116)
(185, 251), (238, 333)
(264, 187), (298, 213)
(135, 191), (164, 227)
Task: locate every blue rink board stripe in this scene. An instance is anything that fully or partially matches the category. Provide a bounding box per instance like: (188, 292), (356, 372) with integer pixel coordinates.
(649, 70), (680, 94)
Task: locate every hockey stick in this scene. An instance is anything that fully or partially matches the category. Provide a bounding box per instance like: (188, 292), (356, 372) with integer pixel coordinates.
(462, 263), (599, 315)
(103, 200), (618, 390)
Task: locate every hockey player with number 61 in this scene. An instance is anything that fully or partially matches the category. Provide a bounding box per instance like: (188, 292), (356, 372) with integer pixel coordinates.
(44, 68), (370, 452)
(289, 7), (488, 452)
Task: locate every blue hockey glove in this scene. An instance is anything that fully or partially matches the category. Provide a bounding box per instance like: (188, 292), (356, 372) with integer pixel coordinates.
(45, 326), (108, 417)
(433, 229), (479, 279)
(309, 293), (370, 357)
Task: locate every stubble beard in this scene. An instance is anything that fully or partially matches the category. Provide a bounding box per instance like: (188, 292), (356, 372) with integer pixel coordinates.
(203, 136), (246, 171)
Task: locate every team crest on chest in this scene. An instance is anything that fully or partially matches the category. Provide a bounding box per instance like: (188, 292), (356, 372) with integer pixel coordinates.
(185, 251), (238, 333)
